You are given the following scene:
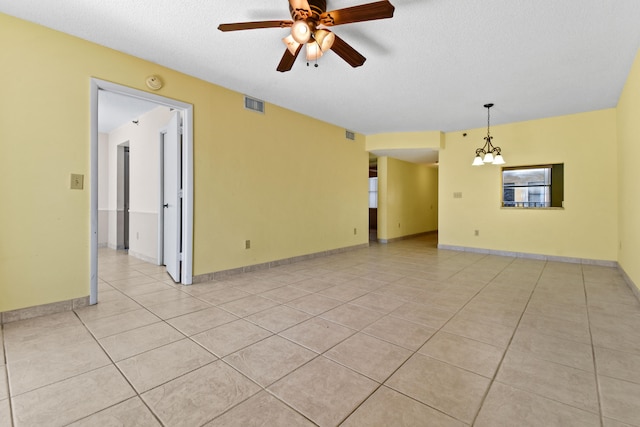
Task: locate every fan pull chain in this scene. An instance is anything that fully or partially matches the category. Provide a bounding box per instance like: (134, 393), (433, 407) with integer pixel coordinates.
(307, 40), (321, 68)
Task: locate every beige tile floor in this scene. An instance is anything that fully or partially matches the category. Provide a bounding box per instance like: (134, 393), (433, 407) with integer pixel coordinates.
(2, 235), (640, 426)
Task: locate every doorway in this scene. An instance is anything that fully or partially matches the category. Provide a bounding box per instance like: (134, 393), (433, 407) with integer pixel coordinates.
(90, 79), (194, 305)
(369, 158), (378, 242)
(117, 143), (130, 250)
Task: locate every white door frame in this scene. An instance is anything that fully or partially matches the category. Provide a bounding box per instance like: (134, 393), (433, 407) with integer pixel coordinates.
(90, 78), (194, 304)
(159, 111), (182, 281)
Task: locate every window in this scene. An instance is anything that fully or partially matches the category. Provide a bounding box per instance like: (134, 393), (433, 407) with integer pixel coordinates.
(369, 177), (378, 208)
(502, 164), (564, 208)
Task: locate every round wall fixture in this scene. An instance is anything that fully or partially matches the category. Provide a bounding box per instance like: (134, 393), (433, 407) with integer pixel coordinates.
(145, 75), (163, 90)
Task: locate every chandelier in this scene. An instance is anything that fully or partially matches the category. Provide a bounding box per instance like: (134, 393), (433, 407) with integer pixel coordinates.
(472, 103), (505, 166)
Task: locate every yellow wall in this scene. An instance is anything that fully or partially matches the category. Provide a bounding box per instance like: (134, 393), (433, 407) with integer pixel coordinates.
(198, 103), (368, 272)
(367, 131), (442, 151)
(439, 109), (619, 261)
(377, 157), (438, 241)
(0, 13), (368, 312)
(617, 49), (640, 291)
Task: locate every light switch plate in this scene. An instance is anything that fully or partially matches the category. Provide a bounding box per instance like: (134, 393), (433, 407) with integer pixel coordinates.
(70, 174), (84, 190)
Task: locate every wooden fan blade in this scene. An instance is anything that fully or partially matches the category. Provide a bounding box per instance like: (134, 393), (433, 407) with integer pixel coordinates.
(320, 1), (395, 26)
(289, 0), (313, 20)
(277, 44), (303, 72)
(218, 20), (293, 32)
(330, 35), (366, 68)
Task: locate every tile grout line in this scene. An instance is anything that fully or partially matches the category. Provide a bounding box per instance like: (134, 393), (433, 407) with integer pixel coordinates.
(96, 258), (398, 427)
(214, 354), (321, 426)
(470, 266), (608, 421)
(400, 254), (525, 424)
(337, 253), (521, 426)
(130, 274), (331, 426)
(78, 294), (271, 427)
(77, 274), (252, 427)
(1, 325), (16, 427)
(200, 270), (427, 425)
(469, 259), (546, 426)
(328, 287), (478, 424)
(266, 297), (429, 425)
(335, 382), (386, 426)
(84, 287), (299, 426)
(71, 309), (169, 427)
(185, 290), (345, 426)
(210, 270), (398, 424)
(581, 267), (605, 427)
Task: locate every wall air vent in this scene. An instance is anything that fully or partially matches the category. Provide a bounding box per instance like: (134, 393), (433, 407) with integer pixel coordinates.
(244, 96), (265, 113)
(345, 130), (356, 140)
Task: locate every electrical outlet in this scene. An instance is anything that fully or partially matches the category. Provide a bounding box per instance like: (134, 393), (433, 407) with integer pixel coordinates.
(245, 240), (251, 249)
(354, 228), (357, 235)
(398, 223), (401, 228)
(70, 174), (84, 190)
(474, 230), (479, 236)
(453, 192), (463, 199)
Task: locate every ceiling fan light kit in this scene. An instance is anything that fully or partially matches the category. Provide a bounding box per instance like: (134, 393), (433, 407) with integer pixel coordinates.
(306, 42), (323, 61)
(283, 34), (300, 55)
(291, 20), (312, 44)
(314, 29), (335, 52)
(218, 0), (395, 72)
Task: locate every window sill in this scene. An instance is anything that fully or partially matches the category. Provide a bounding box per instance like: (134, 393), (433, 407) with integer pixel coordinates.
(501, 206), (565, 210)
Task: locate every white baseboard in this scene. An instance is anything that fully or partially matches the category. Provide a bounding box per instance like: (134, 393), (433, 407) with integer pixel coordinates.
(194, 243), (370, 284)
(127, 250), (158, 264)
(619, 265), (640, 303)
(437, 244), (617, 267)
(1, 296), (90, 324)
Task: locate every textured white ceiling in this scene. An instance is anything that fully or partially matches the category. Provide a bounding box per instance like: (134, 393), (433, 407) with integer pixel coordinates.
(2, 0), (640, 136)
(98, 90), (159, 133)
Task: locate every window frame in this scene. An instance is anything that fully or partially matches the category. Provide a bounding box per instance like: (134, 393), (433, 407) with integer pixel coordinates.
(501, 164), (564, 209)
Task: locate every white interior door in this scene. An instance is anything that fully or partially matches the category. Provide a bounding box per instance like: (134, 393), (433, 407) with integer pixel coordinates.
(163, 111), (181, 282)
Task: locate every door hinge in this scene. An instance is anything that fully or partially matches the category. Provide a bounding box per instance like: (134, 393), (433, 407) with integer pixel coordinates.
(179, 189), (184, 198)
(179, 125), (184, 135)
(179, 253), (183, 261)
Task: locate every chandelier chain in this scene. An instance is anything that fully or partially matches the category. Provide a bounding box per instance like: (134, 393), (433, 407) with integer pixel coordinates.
(487, 106), (491, 137)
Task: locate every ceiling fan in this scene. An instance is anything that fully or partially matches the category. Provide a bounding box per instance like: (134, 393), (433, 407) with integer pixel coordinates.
(218, 0), (395, 72)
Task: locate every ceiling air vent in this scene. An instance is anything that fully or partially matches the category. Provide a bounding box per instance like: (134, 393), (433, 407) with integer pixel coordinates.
(244, 96), (265, 113)
(345, 130), (356, 140)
